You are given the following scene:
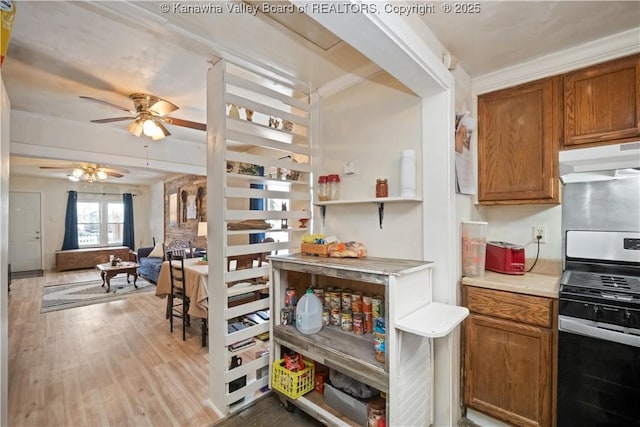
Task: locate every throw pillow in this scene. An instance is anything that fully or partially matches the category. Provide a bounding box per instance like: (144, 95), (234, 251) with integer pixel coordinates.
(148, 242), (164, 258)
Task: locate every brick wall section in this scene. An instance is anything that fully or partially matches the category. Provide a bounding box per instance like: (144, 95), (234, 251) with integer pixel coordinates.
(164, 174), (207, 249)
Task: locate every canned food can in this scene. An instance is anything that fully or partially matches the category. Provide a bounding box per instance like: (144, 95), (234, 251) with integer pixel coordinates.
(330, 309), (341, 326)
(285, 288), (297, 307)
(281, 307), (292, 326)
(374, 331), (385, 363)
(351, 292), (362, 313)
(364, 312), (373, 333)
(329, 291), (341, 310)
(322, 309), (330, 326)
(341, 310), (353, 332)
(313, 288), (324, 303)
(372, 295), (383, 318)
(362, 295), (373, 313)
(353, 312), (365, 335)
(341, 290), (352, 311)
(324, 287), (332, 307)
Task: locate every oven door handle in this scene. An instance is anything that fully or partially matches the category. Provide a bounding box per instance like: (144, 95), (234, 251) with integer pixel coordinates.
(559, 316), (640, 348)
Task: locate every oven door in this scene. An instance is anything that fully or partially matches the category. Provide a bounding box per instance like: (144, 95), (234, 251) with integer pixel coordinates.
(558, 316), (640, 427)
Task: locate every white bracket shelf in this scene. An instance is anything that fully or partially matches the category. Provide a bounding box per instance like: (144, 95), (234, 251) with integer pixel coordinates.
(395, 302), (469, 338)
(314, 197), (422, 229)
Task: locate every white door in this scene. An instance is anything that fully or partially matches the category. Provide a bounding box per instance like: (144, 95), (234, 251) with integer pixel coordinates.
(9, 192), (42, 272)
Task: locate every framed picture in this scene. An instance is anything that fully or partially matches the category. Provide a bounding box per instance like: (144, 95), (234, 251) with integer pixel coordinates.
(186, 194), (197, 219)
(169, 192), (178, 226)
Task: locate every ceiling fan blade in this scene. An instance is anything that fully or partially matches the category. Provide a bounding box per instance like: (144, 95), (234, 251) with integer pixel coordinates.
(91, 117), (133, 124)
(104, 171), (125, 178)
(100, 167), (129, 175)
(39, 166), (74, 169)
(130, 93), (178, 116)
(148, 99), (179, 117)
(163, 116), (206, 131)
(79, 96), (133, 113)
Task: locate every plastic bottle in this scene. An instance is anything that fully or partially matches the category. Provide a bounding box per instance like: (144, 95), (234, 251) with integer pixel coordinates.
(327, 174), (341, 200)
(296, 288), (323, 334)
(318, 175), (329, 201)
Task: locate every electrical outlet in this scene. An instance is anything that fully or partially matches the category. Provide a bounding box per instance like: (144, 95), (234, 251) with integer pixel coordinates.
(532, 225), (547, 243)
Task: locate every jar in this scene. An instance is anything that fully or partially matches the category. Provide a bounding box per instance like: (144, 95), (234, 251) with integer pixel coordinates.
(375, 178), (388, 198)
(367, 395), (386, 427)
(317, 175), (329, 201)
(327, 174), (341, 200)
(341, 310), (353, 332)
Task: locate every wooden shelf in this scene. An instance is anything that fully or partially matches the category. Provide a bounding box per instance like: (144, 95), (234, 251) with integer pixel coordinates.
(314, 196), (421, 206)
(273, 324), (388, 392)
(276, 390), (359, 427)
(395, 302), (469, 338)
(313, 197), (422, 229)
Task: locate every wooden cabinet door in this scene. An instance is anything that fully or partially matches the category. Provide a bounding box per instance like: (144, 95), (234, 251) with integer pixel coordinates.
(464, 313), (553, 427)
(564, 54), (640, 147)
(478, 77), (561, 205)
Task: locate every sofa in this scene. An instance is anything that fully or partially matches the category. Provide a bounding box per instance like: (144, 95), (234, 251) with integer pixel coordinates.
(137, 246), (164, 284)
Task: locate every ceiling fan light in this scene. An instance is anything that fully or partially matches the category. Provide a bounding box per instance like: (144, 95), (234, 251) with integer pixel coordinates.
(67, 174), (80, 182)
(96, 170), (108, 180)
(128, 120), (144, 137)
(72, 168), (84, 178)
(142, 118), (158, 137)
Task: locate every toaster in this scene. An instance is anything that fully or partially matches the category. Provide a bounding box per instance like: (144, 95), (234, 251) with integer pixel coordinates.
(485, 241), (525, 275)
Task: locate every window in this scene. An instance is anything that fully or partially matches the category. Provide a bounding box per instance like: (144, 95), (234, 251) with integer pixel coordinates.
(77, 199), (124, 247)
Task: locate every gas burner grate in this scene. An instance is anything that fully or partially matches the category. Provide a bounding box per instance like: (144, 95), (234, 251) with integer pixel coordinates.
(563, 271), (640, 294)
(601, 275), (632, 289)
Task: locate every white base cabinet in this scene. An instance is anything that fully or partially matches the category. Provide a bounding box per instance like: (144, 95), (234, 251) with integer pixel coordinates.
(268, 254), (467, 426)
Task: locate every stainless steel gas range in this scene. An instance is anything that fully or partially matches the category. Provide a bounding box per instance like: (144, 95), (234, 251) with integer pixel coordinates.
(557, 230), (640, 427)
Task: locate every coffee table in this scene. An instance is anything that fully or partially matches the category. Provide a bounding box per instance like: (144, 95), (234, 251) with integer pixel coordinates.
(96, 261), (140, 293)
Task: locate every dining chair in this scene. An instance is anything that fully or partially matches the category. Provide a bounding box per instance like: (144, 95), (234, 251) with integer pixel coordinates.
(167, 251), (190, 340)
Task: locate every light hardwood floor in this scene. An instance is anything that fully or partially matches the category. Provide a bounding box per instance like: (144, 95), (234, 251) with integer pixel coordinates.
(8, 269), (220, 427)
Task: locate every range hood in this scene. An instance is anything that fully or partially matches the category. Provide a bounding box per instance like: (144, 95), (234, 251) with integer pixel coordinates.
(559, 141), (640, 183)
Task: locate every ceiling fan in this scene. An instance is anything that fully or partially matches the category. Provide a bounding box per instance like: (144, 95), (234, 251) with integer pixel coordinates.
(80, 93), (206, 140)
(39, 163), (129, 183)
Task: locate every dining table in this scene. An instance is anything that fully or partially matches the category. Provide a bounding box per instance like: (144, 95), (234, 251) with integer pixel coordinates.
(155, 257), (209, 319)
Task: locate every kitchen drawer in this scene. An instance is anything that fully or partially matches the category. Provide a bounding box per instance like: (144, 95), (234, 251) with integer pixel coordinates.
(464, 286), (553, 328)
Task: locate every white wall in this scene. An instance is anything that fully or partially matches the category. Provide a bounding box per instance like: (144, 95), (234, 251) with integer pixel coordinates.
(1, 76), (11, 427)
(148, 180), (165, 246)
(317, 71), (423, 259)
(8, 175), (154, 271)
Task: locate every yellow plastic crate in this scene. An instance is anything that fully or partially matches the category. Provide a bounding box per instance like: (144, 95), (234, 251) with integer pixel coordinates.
(271, 358), (315, 399)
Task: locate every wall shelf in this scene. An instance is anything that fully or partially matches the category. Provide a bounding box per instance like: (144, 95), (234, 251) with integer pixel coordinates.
(313, 197), (422, 229)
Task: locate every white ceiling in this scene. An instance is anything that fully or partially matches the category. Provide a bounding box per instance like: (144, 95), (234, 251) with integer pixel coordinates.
(3, 1), (639, 185)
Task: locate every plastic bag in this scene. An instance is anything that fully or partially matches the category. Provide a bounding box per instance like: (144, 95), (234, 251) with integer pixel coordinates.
(328, 241), (367, 258)
(329, 369), (377, 399)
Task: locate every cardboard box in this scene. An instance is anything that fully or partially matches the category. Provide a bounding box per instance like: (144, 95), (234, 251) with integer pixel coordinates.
(323, 383), (368, 426)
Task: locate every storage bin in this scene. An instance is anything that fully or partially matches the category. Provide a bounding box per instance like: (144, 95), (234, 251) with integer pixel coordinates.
(271, 358), (315, 399)
(461, 221), (488, 277)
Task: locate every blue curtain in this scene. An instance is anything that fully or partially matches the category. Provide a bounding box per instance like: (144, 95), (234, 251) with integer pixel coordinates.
(249, 166), (265, 244)
(122, 193), (135, 250)
(61, 191), (79, 250)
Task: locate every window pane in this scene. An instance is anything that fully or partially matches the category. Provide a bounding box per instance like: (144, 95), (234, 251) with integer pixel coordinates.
(108, 203), (123, 222)
(78, 202), (100, 245)
(108, 223), (123, 244)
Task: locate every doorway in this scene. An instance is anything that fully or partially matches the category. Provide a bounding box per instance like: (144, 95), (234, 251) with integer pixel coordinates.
(9, 191), (43, 276)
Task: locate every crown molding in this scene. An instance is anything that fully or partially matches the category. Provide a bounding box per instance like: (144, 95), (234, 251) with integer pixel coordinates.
(472, 28), (640, 95)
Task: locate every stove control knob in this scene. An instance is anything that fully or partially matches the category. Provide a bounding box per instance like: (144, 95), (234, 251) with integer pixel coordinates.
(592, 305), (600, 319)
(625, 310), (632, 325)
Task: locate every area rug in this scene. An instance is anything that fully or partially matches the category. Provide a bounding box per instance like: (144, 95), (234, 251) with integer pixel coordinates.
(41, 276), (155, 313)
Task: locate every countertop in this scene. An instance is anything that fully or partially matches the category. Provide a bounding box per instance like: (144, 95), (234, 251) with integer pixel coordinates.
(461, 270), (560, 299)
